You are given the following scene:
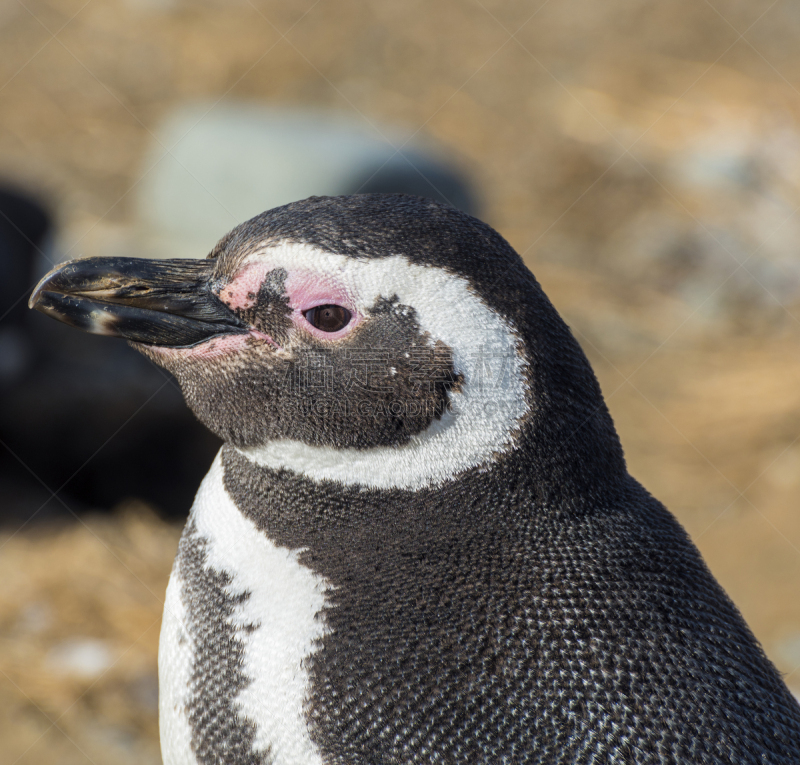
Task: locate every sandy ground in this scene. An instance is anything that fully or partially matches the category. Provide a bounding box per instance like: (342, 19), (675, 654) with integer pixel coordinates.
(1, 0), (800, 762)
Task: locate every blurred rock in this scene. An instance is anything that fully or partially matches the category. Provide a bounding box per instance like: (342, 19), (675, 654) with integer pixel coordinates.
(135, 103), (479, 258)
(46, 638), (116, 680)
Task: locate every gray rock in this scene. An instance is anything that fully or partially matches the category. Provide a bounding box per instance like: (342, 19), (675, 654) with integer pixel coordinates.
(135, 103), (477, 258)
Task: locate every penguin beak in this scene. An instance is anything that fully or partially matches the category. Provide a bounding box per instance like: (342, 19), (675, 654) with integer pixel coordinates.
(29, 256), (248, 347)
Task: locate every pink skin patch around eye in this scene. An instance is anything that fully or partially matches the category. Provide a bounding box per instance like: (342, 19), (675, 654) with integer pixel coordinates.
(283, 269), (361, 340)
(165, 261), (361, 358)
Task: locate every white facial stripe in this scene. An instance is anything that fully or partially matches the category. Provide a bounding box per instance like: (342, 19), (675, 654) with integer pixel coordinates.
(160, 452), (330, 765)
(237, 243), (530, 490)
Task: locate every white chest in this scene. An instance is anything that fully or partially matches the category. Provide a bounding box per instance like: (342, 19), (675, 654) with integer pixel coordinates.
(158, 451), (330, 765)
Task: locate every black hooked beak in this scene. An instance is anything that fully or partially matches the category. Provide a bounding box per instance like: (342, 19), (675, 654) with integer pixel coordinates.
(28, 257), (248, 347)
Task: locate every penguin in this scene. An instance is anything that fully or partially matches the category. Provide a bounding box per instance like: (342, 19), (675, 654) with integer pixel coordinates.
(29, 194), (800, 764)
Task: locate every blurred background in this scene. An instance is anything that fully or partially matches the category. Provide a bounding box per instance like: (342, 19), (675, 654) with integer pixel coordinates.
(1, 0), (800, 761)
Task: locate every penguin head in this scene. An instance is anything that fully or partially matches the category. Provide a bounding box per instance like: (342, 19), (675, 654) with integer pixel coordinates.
(30, 195), (624, 494)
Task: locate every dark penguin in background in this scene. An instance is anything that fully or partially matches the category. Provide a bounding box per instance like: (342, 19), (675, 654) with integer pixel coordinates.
(30, 195), (800, 764)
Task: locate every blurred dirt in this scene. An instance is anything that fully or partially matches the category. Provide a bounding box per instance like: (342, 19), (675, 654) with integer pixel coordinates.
(1, 0), (800, 762)
(0, 506), (174, 764)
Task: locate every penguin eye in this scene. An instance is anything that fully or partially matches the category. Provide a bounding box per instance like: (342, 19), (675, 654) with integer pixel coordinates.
(303, 304), (352, 333)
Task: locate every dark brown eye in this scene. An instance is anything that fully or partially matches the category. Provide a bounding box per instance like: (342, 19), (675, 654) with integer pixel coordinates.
(303, 304), (352, 332)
